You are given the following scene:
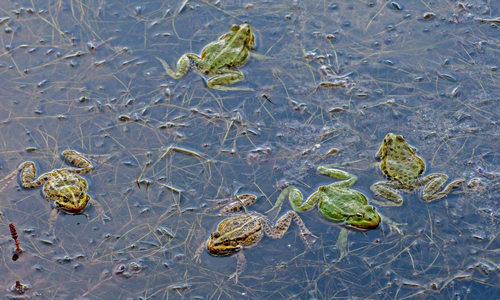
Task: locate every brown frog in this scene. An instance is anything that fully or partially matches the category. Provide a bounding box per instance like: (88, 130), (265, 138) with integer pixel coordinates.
(19, 150), (109, 235)
(194, 194), (315, 283)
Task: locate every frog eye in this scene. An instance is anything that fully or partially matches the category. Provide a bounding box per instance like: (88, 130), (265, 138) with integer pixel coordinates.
(396, 135), (405, 142)
(231, 24), (240, 31)
(211, 232), (220, 239)
(356, 213), (364, 219)
(222, 238), (231, 245)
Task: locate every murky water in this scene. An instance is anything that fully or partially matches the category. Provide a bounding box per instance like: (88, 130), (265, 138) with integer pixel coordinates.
(1, 0), (500, 299)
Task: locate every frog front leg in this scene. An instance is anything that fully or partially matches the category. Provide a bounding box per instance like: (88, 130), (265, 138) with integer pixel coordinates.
(48, 207), (59, 236)
(88, 197), (111, 223)
(62, 150), (93, 174)
(370, 181), (405, 206)
(193, 241), (207, 263)
(336, 227), (349, 262)
(419, 173), (464, 202)
(317, 166), (358, 187)
(207, 69), (252, 91)
(157, 54), (200, 79)
(19, 162), (50, 188)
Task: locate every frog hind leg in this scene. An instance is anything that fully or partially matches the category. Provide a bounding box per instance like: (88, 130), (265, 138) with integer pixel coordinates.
(219, 194), (257, 216)
(266, 186), (303, 220)
(420, 174), (465, 202)
(262, 211), (317, 248)
(62, 150), (93, 174)
(317, 166), (358, 187)
(206, 69), (253, 91)
(267, 186), (319, 221)
(157, 54), (200, 79)
(88, 196), (111, 223)
(228, 251), (246, 284)
(370, 181), (405, 206)
(19, 161), (49, 188)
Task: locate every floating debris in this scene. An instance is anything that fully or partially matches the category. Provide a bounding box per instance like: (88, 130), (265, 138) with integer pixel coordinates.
(9, 223), (22, 253)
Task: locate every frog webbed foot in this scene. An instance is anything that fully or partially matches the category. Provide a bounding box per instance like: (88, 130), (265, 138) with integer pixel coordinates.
(379, 213), (405, 236)
(100, 213), (112, 224)
(302, 232), (319, 250)
(46, 208), (60, 237)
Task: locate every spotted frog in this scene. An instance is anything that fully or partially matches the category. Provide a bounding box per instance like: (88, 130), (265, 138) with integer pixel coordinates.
(194, 194), (315, 283)
(370, 133), (465, 206)
(157, 23), (255, 91)
(19, 150), (109, 234)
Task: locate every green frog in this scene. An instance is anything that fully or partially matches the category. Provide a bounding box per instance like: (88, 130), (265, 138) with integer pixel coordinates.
(370, 133), (465, 206)
(157, 23), (255, 91)
(269, 166), (382, 260)
(19, 150), (109, 235)
(194, 194), (315, 283)
(272, 167), (381, 229)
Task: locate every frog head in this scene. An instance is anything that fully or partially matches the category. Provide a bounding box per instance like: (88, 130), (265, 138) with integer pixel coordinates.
(345, 205), (381, 230)
(376, 132), (414, 159)
(376, 132), (425, 184)
(222, 24), (256, 50)
(54, 193), (90, 214)
(207, 232), (242, 256)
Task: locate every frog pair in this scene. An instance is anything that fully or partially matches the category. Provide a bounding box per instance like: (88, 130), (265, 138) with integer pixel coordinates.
(278, 132), (465, 220)
(197, 133), (464, 282)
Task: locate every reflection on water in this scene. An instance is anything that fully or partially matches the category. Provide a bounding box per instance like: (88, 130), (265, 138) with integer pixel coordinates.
(1, 0), (500, 298)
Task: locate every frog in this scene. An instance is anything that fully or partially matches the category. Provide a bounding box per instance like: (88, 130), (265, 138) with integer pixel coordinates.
(157, 23), (255, 91)
(269, 166), (382, 260)
(272, 167), (381, 229)
(194, 194), (315, 283)
(370, 133), (465, 206)
(19, 150), (110, 235)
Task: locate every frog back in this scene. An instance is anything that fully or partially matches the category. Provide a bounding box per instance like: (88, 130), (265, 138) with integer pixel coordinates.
(42, 169), (87, 200)
(200, 42), (249, 72)
(216, 214), (263, 248)
(382, 154), (425, 188)
(318, 188), (368, 222)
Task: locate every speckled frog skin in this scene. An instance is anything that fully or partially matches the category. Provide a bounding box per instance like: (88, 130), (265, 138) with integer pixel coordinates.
(19, 150), (109, 234)
(194, 194), (315, 283)
(158, 23), (255, 91)
(370, 133), (465, 206)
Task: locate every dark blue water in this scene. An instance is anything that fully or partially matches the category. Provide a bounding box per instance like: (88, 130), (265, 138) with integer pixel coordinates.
(1, 1), (500, 299)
